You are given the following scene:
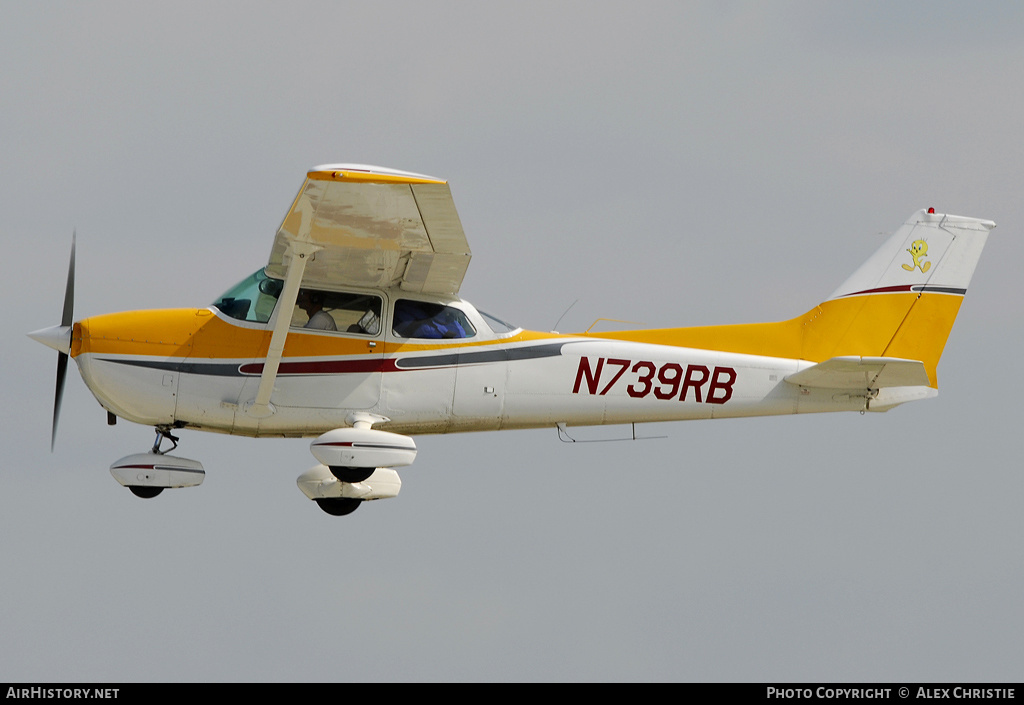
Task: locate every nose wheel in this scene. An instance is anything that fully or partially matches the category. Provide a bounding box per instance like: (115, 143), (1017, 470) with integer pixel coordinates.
(126, 427), (182, 497)
(125, 429), (180, 497)
(110, 427), (205, 498)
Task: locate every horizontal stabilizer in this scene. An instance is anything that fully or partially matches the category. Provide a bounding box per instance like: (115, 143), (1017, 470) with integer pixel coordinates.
(784, 356), (930, 390)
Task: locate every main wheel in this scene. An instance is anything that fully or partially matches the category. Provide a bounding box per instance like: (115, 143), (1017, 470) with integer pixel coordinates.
(128, 486), (163, 499)
(328, 466), (375, 483)
(315, 498), (362, 516)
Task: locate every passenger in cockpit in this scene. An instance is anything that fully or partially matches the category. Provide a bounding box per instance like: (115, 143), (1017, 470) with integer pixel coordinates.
(393, 300), (474, 339)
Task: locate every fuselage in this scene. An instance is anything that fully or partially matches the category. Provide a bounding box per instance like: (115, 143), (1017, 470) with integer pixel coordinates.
(70, 293), (865, 440)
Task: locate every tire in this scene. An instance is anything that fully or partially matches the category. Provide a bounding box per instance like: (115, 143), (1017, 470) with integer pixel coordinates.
(315, 498), (361, 516)
(328, 466), (375, 483)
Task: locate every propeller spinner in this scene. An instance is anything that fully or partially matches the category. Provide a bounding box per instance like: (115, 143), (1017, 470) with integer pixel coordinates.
(28, 233), (75, 450)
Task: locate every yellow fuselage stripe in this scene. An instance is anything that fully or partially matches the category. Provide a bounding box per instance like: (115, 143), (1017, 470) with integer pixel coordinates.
(589, 292), (963, 387)
(72, 291), (963, 388)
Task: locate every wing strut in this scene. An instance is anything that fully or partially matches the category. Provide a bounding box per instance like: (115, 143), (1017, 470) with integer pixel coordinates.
(245, 240), (322, 418)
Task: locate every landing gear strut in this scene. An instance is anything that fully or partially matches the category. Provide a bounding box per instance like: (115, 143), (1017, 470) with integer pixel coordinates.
(151, 427), (180, 455)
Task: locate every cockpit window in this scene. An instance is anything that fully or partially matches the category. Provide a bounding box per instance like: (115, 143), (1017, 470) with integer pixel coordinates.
(393, 300), (476, 339)
(291, 289), (382, 335)
(212, 270), (282, 323)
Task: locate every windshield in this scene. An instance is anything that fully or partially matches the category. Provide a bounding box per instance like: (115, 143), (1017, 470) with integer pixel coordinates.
(212, 269), (283, 323)
(479, 310), (520, 334)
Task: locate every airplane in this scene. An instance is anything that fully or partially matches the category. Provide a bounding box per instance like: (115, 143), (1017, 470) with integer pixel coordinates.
(29, 164), (995, 516)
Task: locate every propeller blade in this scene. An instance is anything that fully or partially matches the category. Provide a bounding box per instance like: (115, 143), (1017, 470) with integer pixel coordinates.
(62, 232), (75, 327)
(51, 233), (76, 450)
(53, 352), (68, 452)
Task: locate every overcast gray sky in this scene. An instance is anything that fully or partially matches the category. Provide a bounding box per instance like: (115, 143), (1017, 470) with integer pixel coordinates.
(3, 1), (1023, 682)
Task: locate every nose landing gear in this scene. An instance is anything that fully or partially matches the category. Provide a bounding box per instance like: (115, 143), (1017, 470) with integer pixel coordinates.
(109, 426), (205, 499)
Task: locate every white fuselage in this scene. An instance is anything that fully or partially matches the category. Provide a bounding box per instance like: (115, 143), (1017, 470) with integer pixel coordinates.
(73, 301), (865, 440)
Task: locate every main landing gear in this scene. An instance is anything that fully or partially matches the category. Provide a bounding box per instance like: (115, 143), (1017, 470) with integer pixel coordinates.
(297, 417), (413, 516)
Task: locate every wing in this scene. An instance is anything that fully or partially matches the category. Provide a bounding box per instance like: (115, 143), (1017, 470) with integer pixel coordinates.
(265, 164), (472, 295)
(248, 164), (472, 417)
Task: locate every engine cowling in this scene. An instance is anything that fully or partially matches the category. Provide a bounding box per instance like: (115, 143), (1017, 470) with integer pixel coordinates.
(310, 427), (416, 470)
(110, 453), (205, 489)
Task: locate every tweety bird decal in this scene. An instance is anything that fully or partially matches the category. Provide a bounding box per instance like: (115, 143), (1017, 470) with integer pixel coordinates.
(903, 239), (932, 273)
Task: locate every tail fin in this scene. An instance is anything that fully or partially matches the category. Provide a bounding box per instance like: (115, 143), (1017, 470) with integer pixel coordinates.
(597, 209), (994, 387)
(810, 209), (994, 385)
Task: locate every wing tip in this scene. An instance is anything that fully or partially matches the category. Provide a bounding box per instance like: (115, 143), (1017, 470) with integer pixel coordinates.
(308, 163), (446, 185)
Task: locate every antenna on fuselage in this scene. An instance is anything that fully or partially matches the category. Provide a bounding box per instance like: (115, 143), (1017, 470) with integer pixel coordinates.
(556, 422), (666, 443)
(551, 299), (578, 333)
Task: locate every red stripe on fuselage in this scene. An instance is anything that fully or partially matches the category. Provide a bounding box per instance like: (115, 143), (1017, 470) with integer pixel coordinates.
(239, 359), (401, 375)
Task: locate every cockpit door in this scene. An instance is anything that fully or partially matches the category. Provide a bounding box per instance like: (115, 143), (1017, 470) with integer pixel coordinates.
(262, 287), (387, 411)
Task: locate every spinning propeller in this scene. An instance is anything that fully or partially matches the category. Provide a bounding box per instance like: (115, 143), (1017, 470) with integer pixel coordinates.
(28, 233), (76, 450)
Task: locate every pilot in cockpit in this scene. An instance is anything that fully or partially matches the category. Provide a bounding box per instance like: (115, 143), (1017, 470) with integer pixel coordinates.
(296, 289), (337, 331)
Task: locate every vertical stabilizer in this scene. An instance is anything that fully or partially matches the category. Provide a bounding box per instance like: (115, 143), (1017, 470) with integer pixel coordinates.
(820, 210), (994, 385)
(829, 210), (993, 301)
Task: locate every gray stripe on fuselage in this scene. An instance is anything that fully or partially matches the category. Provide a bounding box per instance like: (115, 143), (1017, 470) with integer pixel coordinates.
(393, 342), (566, 369)
(97, 342), (568, 376)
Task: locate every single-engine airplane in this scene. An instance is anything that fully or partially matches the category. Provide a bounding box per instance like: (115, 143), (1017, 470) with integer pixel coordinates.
(29, 164), (995, 516)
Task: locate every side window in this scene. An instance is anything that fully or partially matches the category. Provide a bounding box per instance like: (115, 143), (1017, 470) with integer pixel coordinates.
(392, 300), (476, 339)
(292, 288), (382, 335)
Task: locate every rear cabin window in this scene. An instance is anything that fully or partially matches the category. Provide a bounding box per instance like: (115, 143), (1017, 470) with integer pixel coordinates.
(392, 300), (476, 339)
